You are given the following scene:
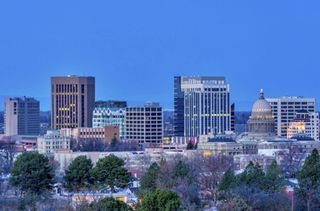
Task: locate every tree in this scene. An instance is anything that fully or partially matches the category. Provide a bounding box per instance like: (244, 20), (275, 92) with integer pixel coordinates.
(0, 140), (15, 175)
(195, 155), (233, 202)
(219, 161), (290, 210)
(64, 156), (93, 192)
(156, 159), (191, 188)
(139, 162), (160, 197)
(89, 197), (133, 211)
(218, 168), (237, 193)
(295, 148), (320, 211)
(280, 142), (306, 178)
(139, 189), (180, 211)
(238, 161), (265, 189)
(173, 179), (200, 211)
(10, 152), (54, 197)
(263, 160), (284, 192)
(91, 154), (131, 192)
(172, 160), (190, 180)
(155, 157), (200, 210)
(110, 137), (118, 150)
(234, 186), (290, 210)
(217, 197), (251, 211)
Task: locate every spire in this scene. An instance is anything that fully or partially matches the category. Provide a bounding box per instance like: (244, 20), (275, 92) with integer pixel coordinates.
(259, 89), (265, 99)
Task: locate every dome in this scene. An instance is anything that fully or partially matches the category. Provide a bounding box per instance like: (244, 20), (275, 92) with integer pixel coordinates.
(247, 89), (275, 136)
(250, 89), (273, 119)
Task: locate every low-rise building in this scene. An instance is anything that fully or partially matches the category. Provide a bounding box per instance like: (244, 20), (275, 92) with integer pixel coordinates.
(60, 126), (119, 143)
(287, 111), (319, 141)
(72, 188), (137, 208)
(37, 130), (71, 154)
(257, 136), (320, 155)
(71, 126), (119, 142)
(197, 135), (242, 156)
(53, 150), (161, 173)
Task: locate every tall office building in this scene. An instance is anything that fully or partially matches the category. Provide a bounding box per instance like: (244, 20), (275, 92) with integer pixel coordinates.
(174, 76), (231, 137)
(93, 101), (127, 139)
(125, 102), (163, 147)
(4, 97), (40, 136)
(174, 76), (184, 136)
(266, 97), (316, 137)
(51, 76), (95, 129)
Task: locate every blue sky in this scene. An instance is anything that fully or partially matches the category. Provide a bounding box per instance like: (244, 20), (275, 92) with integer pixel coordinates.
(0, 0), (320, 111)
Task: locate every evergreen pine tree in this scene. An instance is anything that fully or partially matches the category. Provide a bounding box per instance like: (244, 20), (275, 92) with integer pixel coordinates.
(264, 160), (285, 192)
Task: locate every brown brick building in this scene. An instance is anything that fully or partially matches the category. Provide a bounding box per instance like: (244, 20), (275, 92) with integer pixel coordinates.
(51, 76), (95, 129)
(60, 126), (120, 142)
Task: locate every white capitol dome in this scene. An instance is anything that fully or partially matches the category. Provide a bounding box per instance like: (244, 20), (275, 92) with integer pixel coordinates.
(247, 89), (276, 137)
(250, 89), (273, 119)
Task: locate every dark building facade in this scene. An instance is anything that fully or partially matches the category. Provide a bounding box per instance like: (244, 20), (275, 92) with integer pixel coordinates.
(4, 97), (40, 136)
(231, 103), (235, 132)
(173, 76), (185, 137)
(51, 76), (95, 129)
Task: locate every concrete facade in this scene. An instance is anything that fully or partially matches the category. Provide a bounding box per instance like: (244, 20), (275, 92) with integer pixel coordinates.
(37, 130), (71, 154)
(51, 76), (95, 129)
(125, 102), (163, 147)
(4, 97), (40, 136)
(266, 96), (316, 137)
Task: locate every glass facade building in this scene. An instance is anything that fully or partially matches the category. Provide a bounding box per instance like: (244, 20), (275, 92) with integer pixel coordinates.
(92, 101), (126, 140)
(174, 76), (231, 137)
(173, 76), (184, 136)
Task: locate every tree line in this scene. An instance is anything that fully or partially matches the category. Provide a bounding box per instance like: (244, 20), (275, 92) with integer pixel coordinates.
(217, 148), (320, 211)
(5, 149), (320, 210)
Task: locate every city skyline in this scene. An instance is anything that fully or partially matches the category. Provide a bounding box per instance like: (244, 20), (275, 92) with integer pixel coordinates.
(0, 74), (318, 112)
(1, 1), (320, 111)
(2, 2), (320, 210)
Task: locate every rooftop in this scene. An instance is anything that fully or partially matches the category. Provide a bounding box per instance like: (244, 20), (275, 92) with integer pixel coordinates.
(208, 136), (236, 143)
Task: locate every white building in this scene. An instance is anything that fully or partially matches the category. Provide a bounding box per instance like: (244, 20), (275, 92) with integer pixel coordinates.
(179, 76), (231, 137)
(125, 102), (163, 147)
(37, 130), (71, 154)
(287, 111), (319, 141)
(266, 96), (316, 137)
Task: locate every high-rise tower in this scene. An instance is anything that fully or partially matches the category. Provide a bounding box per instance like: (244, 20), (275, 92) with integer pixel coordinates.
(51, 76), (95, 129)
(174, 76), (231, 137)
(4, 97), (40, 136)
